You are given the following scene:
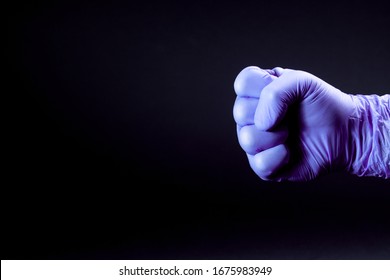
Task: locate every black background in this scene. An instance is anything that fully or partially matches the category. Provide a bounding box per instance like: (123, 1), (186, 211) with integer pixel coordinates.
(5, 0), (390, 259)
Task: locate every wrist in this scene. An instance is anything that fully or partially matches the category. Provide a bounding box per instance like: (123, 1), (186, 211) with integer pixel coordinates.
(346, 94), (390, 178)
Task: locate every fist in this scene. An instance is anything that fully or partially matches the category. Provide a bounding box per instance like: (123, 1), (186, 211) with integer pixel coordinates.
(233, 66), (355, 182)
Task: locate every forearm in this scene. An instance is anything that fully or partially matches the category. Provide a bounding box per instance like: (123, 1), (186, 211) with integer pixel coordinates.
(347, 94), (390, 178)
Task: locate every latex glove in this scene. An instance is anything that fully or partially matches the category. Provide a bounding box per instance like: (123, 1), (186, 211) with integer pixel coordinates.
(233, 66), (390, 181)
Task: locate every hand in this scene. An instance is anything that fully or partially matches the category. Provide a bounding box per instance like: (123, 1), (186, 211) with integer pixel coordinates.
(233, 66), (358, 182)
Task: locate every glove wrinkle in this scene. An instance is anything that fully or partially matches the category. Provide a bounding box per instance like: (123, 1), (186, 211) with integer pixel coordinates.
(349, 94), (390, 178)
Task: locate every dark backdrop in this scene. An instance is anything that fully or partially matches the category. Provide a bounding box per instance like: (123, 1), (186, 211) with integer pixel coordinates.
(5, 0), (390, 259)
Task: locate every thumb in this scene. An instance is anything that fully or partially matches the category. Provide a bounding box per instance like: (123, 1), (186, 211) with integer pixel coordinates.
(254, 68), (301, 130)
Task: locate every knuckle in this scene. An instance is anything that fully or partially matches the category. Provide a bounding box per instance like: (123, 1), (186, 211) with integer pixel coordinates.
(253, 155), (269, 174)
(239, 126), (256, 154)
(233, 98), (246, 124)
(233, 98), (256, 126)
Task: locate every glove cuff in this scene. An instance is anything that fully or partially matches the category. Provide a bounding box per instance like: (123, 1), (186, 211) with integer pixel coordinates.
(347, 94), (390, 178)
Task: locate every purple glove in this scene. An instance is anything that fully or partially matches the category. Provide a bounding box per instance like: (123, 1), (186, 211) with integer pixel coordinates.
(233, 66), (390, 181)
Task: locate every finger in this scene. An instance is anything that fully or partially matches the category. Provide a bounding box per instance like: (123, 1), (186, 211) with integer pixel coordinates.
(264, 69), (276, 76)
(234, 66), (276, 98)
(272, 67), (285, 77)
(233, 97), (258, 126)
(247, 144), (289, 180)
(238, 125), (288, 155)
(236, 124), (242, 137)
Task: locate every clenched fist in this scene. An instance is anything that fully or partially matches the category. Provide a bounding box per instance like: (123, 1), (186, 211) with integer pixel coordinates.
(233, 66), (389, 181)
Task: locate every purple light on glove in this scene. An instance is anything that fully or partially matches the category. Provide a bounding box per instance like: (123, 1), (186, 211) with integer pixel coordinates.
(233, 66), (390, 181)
